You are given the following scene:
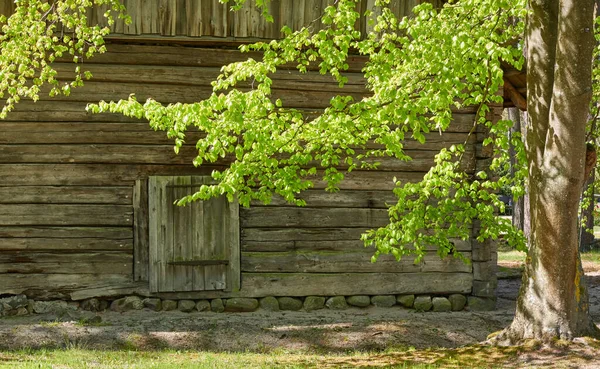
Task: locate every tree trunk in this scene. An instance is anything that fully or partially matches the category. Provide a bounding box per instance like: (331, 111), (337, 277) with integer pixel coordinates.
(521, 111), (532, 242)
(498, 0), (598, 342)
(508, 108), (525, 232)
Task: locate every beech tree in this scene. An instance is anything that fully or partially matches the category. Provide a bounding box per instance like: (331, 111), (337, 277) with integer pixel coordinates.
(2, 0), (599, 342)
(497, 0), (598, 341)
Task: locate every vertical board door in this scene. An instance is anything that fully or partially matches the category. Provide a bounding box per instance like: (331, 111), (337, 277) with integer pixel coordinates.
(148, 176), (240, 293)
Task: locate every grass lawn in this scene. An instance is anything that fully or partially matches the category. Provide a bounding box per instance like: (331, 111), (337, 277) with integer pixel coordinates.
(0, 345), (545, 369)
(498, 249), (600, 264)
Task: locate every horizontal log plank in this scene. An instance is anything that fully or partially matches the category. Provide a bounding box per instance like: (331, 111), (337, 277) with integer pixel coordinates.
(78, 44), (369, 73)
(0, 273), (137, 300)
(241, 207), (390, 228)
(241, 251), (472, 273)
(0, 164), (418, 189)
(52, 63), (369, 92)
(0, 186), (132, 204)
(238, 272), (473, 296)
(0, 252), (132, 274)
(310, 171), (424, 190)
(5, 101), (141, 122)
(30, 82), (366, 109)
(254, 190), (397, 208)
(241, 227), (371, 242)
(79, 44), (265, 67)
(0, 237), (133, 251)
(0, 123), (179, 144)
(0, 164), (217, 186)
(0, 204), (132, 226)
(0, 114), (477, 136)
(0, 144), (196, 165)
(0, 145), (467, 172)
(241, 239), (472, 253)
(364, 132), (477, 150)
(1, 271), (472, 300)
(0, 123), (474, 147)
(0, 226), (132, 239)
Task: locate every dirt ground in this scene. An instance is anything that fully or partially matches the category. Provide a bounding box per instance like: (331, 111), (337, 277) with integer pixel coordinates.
(2, 265), (600, 368)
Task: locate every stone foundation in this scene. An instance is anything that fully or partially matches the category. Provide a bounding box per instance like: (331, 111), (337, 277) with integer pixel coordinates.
(0, 293), (494, 319)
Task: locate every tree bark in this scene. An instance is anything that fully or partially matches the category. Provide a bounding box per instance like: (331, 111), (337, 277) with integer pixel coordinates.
(498, 0), (599, 342)
(509, 107), (525, 232)
(521, 111), (532, 242)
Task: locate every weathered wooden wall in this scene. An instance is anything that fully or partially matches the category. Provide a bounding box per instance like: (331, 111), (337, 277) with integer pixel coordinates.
(0, 0), (495, 300)
(1, 0), (444, 40)
(0, 40), (488, 300)
(89, 0), (437, 39)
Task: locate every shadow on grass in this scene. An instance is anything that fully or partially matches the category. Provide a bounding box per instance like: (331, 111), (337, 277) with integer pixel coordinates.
(2, 340), (599, 369)
(0, 309), (498, 353)
(287, 340), (600, 368)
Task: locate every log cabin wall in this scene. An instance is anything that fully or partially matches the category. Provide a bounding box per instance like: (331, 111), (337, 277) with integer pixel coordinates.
(0, 0), (492, 301)
(2, 0), (445, 40)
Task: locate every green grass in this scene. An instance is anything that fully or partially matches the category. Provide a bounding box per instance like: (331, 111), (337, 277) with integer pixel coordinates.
(582, 249), (600, 263)
(497, 250), (526, 263)
(498, 249), (600, 263)
(0, 347), (519, 369)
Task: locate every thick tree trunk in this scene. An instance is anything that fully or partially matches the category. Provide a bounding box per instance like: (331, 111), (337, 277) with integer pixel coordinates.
(521, 111), (531, 242)
(509, 108), (525, 232)
(497, 0), (598, 342)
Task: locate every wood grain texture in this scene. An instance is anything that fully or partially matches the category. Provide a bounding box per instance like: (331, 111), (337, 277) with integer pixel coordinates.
(133, 179), (150, 281)
(253, 190), (397, 209)
(0, 144), (471, 172)
(0, 144), (196, 164)
(241, 207), (390, 228)
(242, 251), (472, 273)
(0, 1), (489, 300)
(190, 177), (207, 291)
(0, 226), (132, 239)
(0, 252), (132, 274)
(239, 272), (473, 296)
(172, 176), (193, 291)
(0, 186), (132, 204)
(51, 62), (367, 91)
(148, 175), (240, 293)
(26, 82), (366, 109)
(0, 164), (217, 186)
(2, 271), (472, 300)
(0, 204), (132, 226)
(0, 273), (138, 300)
(0, 237), (132, 251)
(241, 238), (472, 253)
(241, 227), (370, 242)
(55, 0), (437, 40)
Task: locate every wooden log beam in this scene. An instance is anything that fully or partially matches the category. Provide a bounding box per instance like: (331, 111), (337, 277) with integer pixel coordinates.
(241, 250), (472, 273)
(0, 226), (132, 239)
(0, 186), (132, 204)
(0, 271), (472, 300)
(0, 237), (133, 251)
(504, 78), (527, 111)
(241, 207), (390, 228)
(0, 252), (132, 274)
(241, 238), (472, 253)
(0, 204), (132, 226)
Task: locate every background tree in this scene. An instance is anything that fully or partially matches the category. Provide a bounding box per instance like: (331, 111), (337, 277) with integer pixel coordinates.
(3, 0), (600, 342)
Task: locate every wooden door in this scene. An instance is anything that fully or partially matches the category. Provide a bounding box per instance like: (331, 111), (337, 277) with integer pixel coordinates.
(148, 176), (240, 293)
